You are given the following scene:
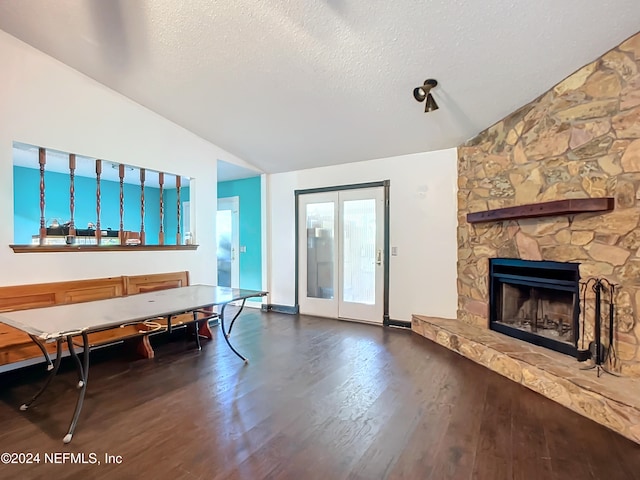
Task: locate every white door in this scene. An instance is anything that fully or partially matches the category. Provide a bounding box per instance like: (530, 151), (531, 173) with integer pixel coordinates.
(338, 187), (385, 322)
(217, 196), (240, 288)
(299, 192), (338, 318)
(298, 187), (385, 324)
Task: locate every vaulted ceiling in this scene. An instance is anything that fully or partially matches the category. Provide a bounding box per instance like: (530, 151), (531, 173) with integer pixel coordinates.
(1, 1), (639, 175)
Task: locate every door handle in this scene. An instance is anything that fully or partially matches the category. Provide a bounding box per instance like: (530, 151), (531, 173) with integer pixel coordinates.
(376, 249), (382, 266)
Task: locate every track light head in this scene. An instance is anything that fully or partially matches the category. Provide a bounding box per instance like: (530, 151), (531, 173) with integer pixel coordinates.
(413, 79), (439, 112)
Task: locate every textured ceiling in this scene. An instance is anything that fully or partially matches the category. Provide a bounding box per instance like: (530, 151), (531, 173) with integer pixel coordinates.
(1, 1), (639, 175)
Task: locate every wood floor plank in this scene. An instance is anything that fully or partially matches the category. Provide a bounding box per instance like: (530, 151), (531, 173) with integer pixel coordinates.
(408, 353), (489, 480)
(469, 377), (514, 480)
(541, 388), (611, 480)
(346, 339), (456, 480)
(510, 386), (553, 480)
(0, 311), (639, 480)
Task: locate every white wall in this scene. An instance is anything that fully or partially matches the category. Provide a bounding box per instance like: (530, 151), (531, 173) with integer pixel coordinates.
(267, 149), (458, 321)
(0, 30), (459, 316)
(0, 30), (252, 286)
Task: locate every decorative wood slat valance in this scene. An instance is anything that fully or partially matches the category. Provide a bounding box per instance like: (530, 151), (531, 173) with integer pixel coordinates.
(466, 198), (615, 224)
(12, 143), (192, 251)
(69, 153), (76, 237)
(38, 148), (46, 245)
(96, 159), (102, 244)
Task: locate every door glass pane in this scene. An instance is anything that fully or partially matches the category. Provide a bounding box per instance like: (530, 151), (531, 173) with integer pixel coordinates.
(306, 202), (334, 299)
(216, 209), (232, 287)
(342, 199), (376, 304)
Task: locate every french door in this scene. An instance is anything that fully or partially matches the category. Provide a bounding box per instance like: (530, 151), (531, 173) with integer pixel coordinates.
(298, 186), (385, 324)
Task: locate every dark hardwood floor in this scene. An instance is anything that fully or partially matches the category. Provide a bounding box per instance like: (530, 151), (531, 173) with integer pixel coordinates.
(0, 310), (639, 480)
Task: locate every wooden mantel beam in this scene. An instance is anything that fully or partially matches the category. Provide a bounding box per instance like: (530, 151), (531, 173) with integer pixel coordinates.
(466, 198), (615, 224)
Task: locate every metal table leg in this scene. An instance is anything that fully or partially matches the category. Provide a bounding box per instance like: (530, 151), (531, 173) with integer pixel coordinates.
(67, 336), (85, 388)
(226, 298), (247, 337)
(63, 331), (90, 444)
(29, 334), (54, 371)
(20, 338), (63, 411)
(220, 303), (248, 363)
(192, 311), (202, 350)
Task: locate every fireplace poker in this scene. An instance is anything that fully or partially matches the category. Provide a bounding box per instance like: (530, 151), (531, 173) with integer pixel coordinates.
(577, 278), (597, 362)
(594, 279), (603, 375)
(603, 281), (620, 376)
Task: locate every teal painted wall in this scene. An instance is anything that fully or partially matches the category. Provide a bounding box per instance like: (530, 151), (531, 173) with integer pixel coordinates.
(13, 166), (162, 244)
(218, 176), (262, 290)
(163, 186), (190, 245)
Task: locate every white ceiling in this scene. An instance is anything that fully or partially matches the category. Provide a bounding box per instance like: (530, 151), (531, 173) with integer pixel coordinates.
(1, 1), (639, 175)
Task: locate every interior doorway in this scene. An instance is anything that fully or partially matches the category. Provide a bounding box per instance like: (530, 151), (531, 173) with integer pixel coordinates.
(296, 183), (388, 324)
(217, 196), (239, 288)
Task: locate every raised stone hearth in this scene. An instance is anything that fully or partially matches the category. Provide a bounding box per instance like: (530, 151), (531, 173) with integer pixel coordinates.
(412, 314), (640, 444)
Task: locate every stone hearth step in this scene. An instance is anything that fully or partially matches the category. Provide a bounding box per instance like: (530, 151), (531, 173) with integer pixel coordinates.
(412, 314), (640, 445)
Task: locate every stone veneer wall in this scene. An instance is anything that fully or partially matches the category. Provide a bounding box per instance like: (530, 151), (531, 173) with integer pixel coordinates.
(457, 31), (640, 377)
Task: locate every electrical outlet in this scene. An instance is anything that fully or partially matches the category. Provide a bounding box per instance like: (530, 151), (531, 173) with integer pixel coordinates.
(240, 246), (247, 253)
(391, 246), (398, 256)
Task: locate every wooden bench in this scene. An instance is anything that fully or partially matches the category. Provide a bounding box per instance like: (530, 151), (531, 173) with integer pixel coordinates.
(0, 272), (214, 370)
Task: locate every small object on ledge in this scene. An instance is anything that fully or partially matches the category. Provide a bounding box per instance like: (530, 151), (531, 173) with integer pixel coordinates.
(123, 231), (141, 245)
(47, 226), (69, 236)
(466, 197), (615, 224)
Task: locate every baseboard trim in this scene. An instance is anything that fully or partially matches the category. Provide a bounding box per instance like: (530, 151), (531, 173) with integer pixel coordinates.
(386, 318), (411, 328)
(261, 304), (299, 315)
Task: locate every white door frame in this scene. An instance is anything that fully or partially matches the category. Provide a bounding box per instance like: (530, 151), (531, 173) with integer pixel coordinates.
(295, 181), (390, 325)
(217, 196), (240, 288)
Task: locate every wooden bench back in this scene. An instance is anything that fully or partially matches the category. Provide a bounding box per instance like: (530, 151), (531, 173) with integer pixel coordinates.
(0, 271), (191, 368)
(0, 271), (191, 313)
(124, 271), (190, 295)
(0, 277), (125, 313)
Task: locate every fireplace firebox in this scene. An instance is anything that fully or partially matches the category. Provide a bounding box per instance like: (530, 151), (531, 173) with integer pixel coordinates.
(489, 258), (580, 357)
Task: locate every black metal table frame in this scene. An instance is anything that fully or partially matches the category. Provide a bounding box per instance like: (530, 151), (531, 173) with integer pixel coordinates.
(21, 295), (258, 444)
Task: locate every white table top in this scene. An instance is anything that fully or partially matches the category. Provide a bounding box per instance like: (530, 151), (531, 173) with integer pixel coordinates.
(0, 285), (267, 340)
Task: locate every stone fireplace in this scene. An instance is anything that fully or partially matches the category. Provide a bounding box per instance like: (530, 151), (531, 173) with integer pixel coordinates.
(489, 258), (580, 357)
(413, 30), (640, 447)
(456, 31), (640, 377)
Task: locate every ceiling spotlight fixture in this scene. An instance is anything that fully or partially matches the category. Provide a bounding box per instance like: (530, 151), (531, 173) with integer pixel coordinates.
(413, 79), (439, 112)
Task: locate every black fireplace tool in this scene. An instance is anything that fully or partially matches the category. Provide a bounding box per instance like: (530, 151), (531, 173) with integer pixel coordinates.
(577, 279), (594, 362)
(603, 282), (619, 375)
(579, 277), (619, 377)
